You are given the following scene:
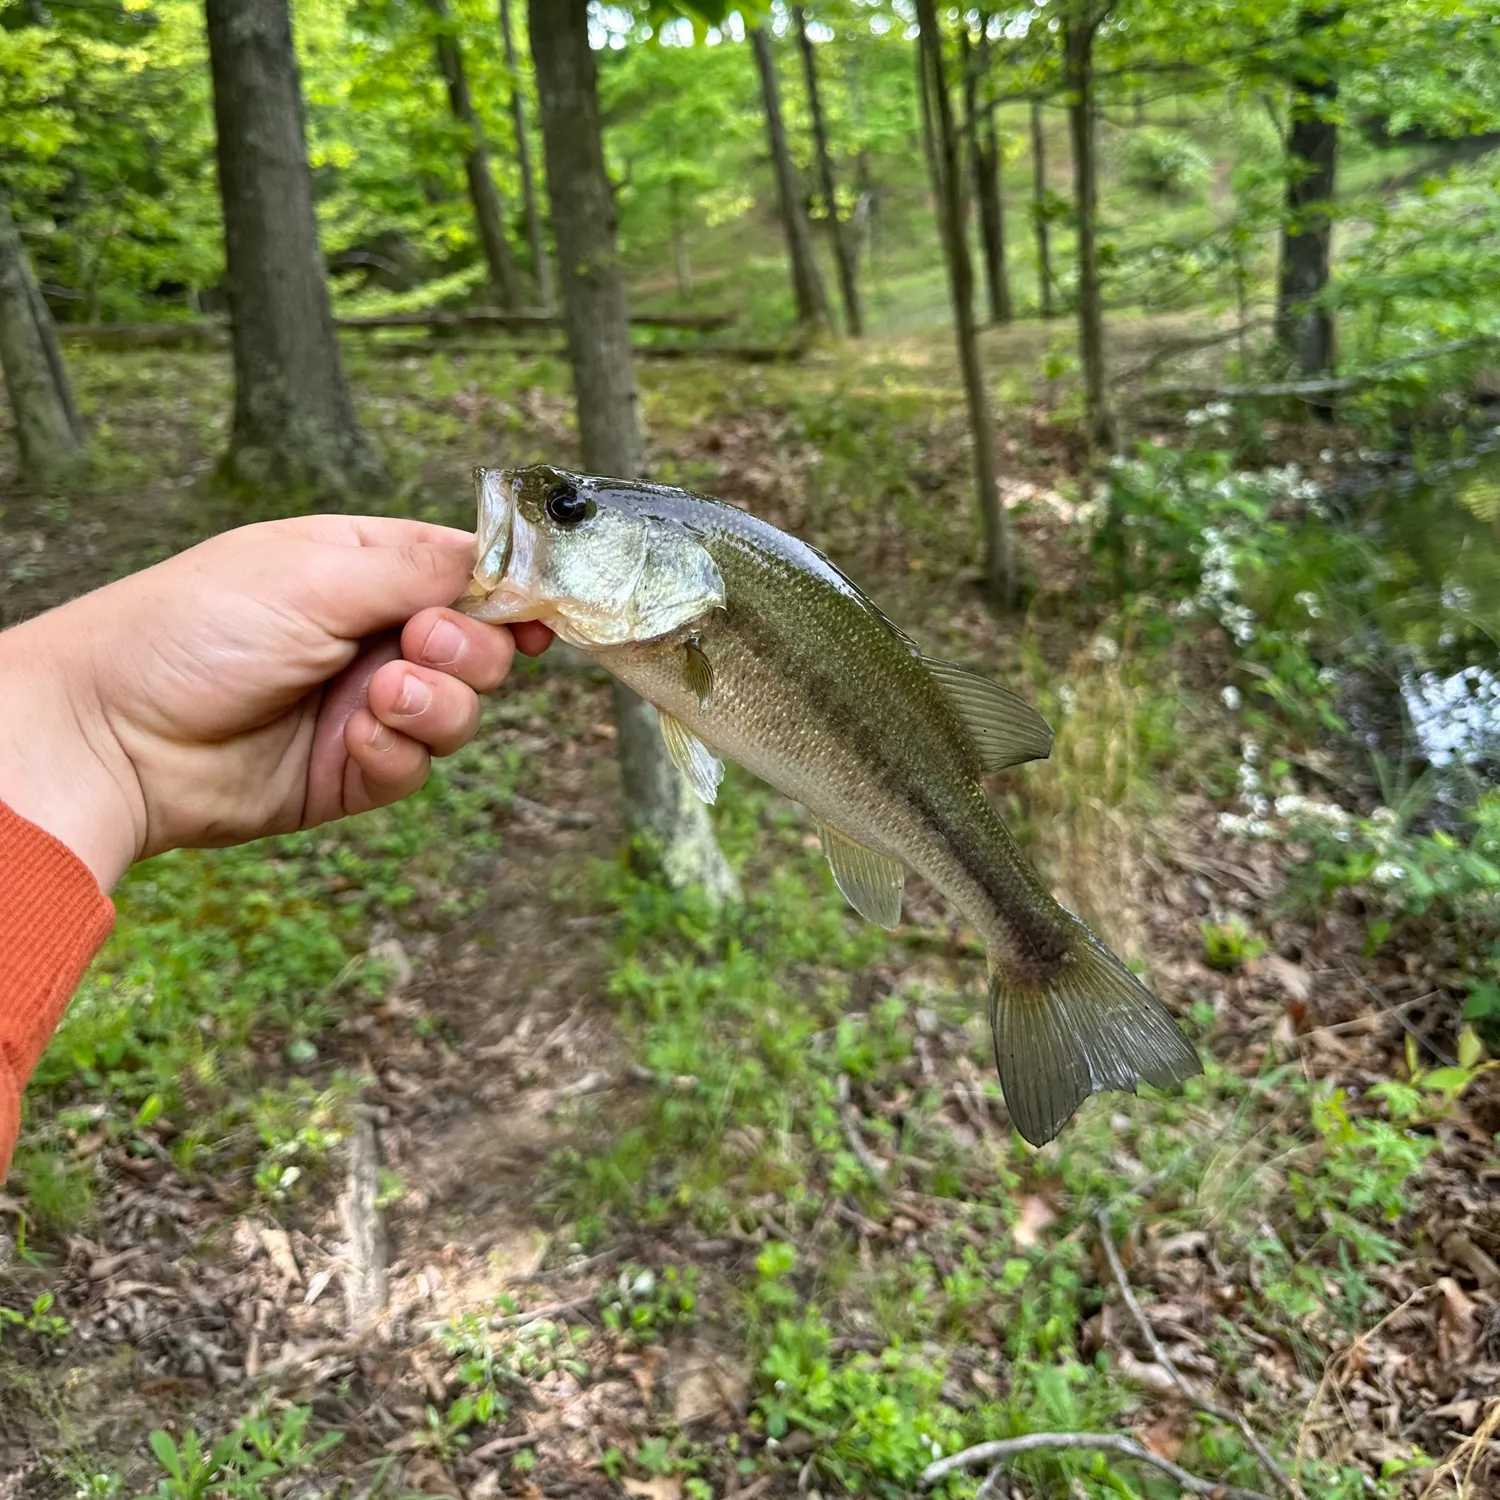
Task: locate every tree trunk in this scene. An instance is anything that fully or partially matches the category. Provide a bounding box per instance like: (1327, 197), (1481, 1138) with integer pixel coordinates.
(203, 0), (385, 500)
(0, 192), (87, 487)
(427, 0), (521, 310)
(499, 0), (552, 308)
(964, 26), (1011, 325)
(1062, 8), (1116, 453)
(1029, 99), (1054, 319)
(793, 6), (861, 337)
(528, 0), (737, 904)
(1275, 11), (1338, 380)
(750, 23), (830, 332)
(914, 0), (1014, 609)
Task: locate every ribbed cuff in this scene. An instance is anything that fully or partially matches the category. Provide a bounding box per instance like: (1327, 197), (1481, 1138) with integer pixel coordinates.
(0, 799), (115, 1181)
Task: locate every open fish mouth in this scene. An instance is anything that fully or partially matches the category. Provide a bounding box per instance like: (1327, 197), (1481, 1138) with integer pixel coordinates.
(471, 467), (514, 589)
(456, 467), (530, 620)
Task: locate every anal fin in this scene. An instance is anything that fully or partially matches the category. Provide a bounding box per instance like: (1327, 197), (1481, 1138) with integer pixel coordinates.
(658, 711), (723, 805)
(818, 823), (904, 930)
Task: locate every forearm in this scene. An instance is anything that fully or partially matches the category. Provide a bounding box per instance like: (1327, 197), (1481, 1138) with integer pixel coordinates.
(0, 799), (116, 1180)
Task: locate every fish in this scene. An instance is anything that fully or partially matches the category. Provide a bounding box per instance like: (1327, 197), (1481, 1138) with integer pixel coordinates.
(454, 464), (1201, 1145)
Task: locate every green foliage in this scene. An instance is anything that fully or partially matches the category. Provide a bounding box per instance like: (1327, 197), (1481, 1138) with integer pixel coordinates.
(598, 1263), (699, 1344)
(0, 1291), (70, 1348)
(1200, 915), (1268, 971)
(133, 1406), (341, 1500)
(1119, 127), (1211, 198)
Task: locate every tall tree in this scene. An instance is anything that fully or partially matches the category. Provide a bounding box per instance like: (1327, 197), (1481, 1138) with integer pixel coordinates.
(499, 0), (552, 308)
(529, 0), (737, 903)
(1061, 0), (1116, 452)
(793, 6), (861, 336)
(963, 23), (1012, 325)
(914, 0), (1015, 608)
(426, 0), (521, 310)
(750, 21), (831, 332)
(0, 192), (87, 488)
(1275, 5), (1339, 378)
(1029, 99), (1055, 318)
(203, 0), (385, 499)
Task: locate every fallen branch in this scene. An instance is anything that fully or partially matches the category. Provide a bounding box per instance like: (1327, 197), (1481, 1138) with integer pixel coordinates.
(339, 1113), (388, 1336)
(1096, 1213), (1302, 1500)
(1139, 336), (1500, 403)
(835, 1074), (887, 1185)
(488, 1293), (596, 1330)
(920, 1432), (1270, 1499)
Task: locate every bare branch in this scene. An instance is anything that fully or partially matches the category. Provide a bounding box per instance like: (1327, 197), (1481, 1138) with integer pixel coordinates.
(1138, 336), (1500, 403)
(920, 1431), (1270, 1500)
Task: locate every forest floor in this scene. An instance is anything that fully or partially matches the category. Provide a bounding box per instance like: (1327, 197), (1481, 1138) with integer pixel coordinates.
(1, 322), (1497, 1500)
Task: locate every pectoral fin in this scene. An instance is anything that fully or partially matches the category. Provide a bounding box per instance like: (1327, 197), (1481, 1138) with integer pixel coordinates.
(658, 711), (723, 805)
(818, 824), (905, 930)
(922, 658), (1053, 770)
(682, 639), (714, 709)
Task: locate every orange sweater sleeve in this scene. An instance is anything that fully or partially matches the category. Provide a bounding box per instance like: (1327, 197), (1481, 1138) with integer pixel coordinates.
(0, 800), (115, 1181)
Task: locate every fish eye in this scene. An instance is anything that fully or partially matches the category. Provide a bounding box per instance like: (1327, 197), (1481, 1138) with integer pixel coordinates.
(544, 480), (591, 527)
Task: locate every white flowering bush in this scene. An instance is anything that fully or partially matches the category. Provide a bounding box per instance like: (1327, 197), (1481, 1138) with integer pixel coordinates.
(1221, 758), (1500, 1025)
(1099, 444), (1369, 733)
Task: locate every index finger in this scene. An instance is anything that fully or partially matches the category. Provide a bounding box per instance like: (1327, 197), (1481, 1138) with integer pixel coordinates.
(270, 514), (477, 551)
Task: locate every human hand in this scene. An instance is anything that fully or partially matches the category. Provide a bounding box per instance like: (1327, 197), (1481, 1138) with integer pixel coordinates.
(0, 515), (551, 891)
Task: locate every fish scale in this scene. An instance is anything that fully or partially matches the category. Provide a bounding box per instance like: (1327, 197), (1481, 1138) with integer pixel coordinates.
(457, 463), (1202, 1144)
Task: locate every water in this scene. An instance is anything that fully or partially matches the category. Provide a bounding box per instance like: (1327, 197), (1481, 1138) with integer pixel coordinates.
(1334, 426), (1500, 801)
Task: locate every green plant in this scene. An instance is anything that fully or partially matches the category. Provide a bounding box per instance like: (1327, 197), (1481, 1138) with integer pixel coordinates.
(598, 1263), (699, 1345)
(1200, 916), (1268, 971)
(0, 1291), (70, 1347)
(133, 1406), (340, 1500)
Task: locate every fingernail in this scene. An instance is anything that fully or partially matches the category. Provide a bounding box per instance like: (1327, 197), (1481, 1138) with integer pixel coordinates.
(395, 674), (431, 716)
(367, 720), (397, 751)
(423, 618), (466, 666)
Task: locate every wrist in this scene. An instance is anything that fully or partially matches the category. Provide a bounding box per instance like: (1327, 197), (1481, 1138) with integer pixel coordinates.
(0, 609), (147, 892)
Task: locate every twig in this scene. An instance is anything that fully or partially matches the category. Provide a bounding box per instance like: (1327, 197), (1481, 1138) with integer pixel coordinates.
(920, 1432), (1270, 1499)
(1294, 1283), (1437, 1476)
(835, 1075), (887, 1185)
(1095, 1213), (1302, 1500)
(1416, 1396), (1500, 1500)
(1342, 965), (1456, 1067)
(1139, 335), (1500, 403)
(1295, 992), (1436, 1041)
(488, 1293), (596, 1329)
(468, 1430), (538, 1462)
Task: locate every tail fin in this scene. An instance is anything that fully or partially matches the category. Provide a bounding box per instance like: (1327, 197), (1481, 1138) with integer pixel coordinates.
(989, 928), (1202, 1147)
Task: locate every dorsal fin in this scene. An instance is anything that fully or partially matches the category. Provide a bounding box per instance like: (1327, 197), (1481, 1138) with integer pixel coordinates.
(920, 658), (1053, 771)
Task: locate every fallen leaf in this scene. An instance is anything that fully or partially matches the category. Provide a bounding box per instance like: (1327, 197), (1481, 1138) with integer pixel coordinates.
(1117, 1350), (1179, 1398)
(1012, 1195), (1056, 1250)
(623, 1478), (681, 1500)
(1442, 1231), (1500, 1291)
(1437, 1277), (1479, 1365)
(1138, 1417), (1184, 1460)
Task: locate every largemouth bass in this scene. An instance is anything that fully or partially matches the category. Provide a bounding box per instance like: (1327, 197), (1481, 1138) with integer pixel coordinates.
(455, 464), (1200, 1144)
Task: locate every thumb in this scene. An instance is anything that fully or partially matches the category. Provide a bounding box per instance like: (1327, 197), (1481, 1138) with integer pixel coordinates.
(309, 538), (477, 642)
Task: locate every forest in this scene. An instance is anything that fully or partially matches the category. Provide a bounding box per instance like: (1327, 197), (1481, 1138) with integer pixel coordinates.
(2, 0), (1500, 1495)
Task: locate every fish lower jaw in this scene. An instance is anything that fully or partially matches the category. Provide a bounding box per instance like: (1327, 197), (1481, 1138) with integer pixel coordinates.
(454, 588), (543, 625)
